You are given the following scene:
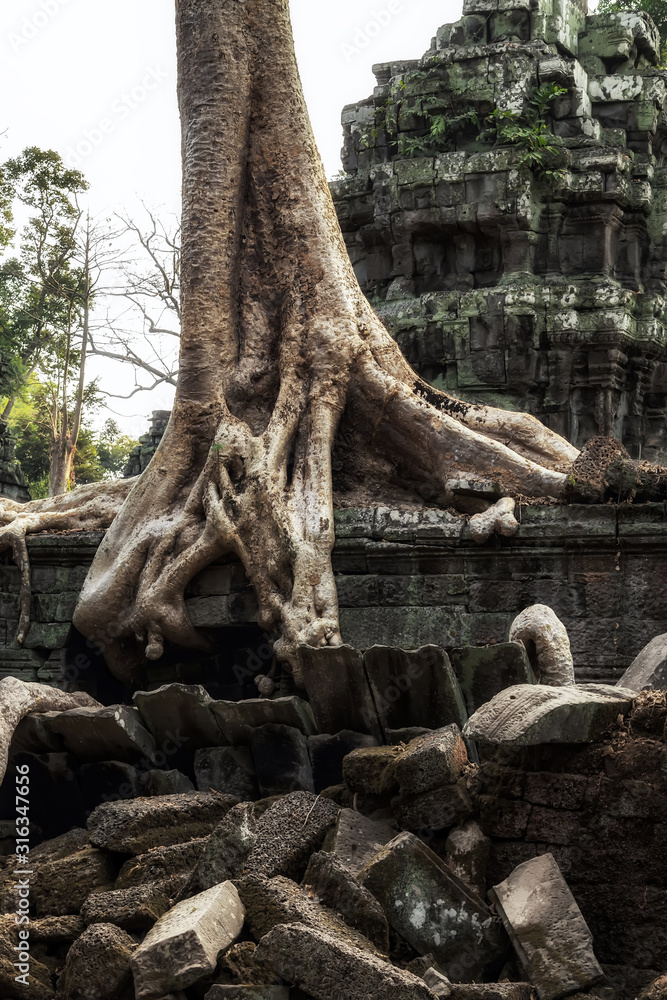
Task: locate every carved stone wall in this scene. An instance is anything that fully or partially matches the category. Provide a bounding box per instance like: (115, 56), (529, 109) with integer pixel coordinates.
(331, 0), (667, 461)
(0, 420), (30, 503)
(123, 410), (171, 478)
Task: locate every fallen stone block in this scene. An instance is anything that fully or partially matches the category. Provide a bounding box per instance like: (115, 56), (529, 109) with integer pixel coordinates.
(245, 791), (340, 881)
(31, 914), (85, 944)
(618, 633), (667, 691)
(0, 914), (54, 1000)
(360, 832), (508, 981)
(303, 851), (390, 952)
(46, 705), (157, 764)
(450, 643), (536, 715)
(88, 792), (238, 854)
(464, 684), (637, 747)
(364, 645), (468, 735)
(210, 696), (316, 744)
(131, 882), (245, 999)
(322, 807), (396, 874)
(444, 820), (491, 898)
(636, 975), (667, 1000)
(184, 802), (258, 897)
(205, 988), (289, 1000)
(82, 885), (171, 930)
(115, 838), (208, 897)
(32, 845), (116, 917)
(133, 683), (225, 749)
(251, 723), (314, 795)
(392, 725), (469, 796)
(342, 745), (402, 795)
(395, 779), (473, 832)
(446, 986), (533, 1000)
(138, 769), (194, 796)
(490, 853), (604, 1000)
(219, 941), (283, 986)
(195, 745), (259, 799)
(56, 922), (136, 1000)
(423, 968), (453, 997)
(255, 921), (437, 1000)
(298, 644), (383, 741)
(308, 730), (378, 792)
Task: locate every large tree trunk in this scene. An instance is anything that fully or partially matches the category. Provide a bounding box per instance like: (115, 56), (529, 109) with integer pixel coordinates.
(0, 0), (583, 685)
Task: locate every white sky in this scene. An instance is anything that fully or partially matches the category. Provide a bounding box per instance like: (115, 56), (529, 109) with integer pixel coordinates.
(0, 0), (462, 437)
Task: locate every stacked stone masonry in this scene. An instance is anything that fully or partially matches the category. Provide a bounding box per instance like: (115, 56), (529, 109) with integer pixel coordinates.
(331, 1), (667, 460)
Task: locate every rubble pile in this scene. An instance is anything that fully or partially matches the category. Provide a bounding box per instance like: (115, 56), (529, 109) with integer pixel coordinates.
(0, 632), (664, 1000)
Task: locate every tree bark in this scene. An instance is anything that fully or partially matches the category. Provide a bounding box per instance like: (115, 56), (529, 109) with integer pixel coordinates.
(0, 0), (582, 684)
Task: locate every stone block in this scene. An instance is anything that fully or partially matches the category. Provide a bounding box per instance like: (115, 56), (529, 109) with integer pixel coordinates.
(342, 744), (402, 795)
(395, 779), (473, 833)
(524, 772), (588, 810)
(392, 725), (469, 795)
(364, 645), (468, 736)
(450, 643), (536, 715)
(322, 807), (397, 874)
(138, 769), (194, 796)
(115, 839), (208, 897)
(618, 632), (667, 690)
(31, 914), (85, 943)
(308, 730), (377, 793)
(490, 853), (604, 1000)
(56, 923), (136, 1000)
(205, 989), (289, 1000)
(245, 791), (341, 881)
(46, 705), (157, 764)
(32, 845), (116, 917)
(131, 882), (245, 999)
(464, 683), (637, 747)
(298, 644), (383, 741)
(88, 792), (238, 855)
(210, 696), (316, 744)
(360, 832), (509, 981)
(303, 851), (390, 952)
(195, 746), (259, 799)
(251, 724), (314, 796)
(187, 802), (258, 895)
(444, 820), (491, 897)
(82, 885), (171, 930)
(255, 922), (436, 1000)
(133, 683), (225, 750)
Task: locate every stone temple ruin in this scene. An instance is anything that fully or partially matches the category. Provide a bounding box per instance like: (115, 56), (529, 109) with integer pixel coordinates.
(0, 2), (667, 1000)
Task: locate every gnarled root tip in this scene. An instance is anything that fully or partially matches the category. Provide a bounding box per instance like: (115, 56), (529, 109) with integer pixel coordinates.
(469, 497), (519, 544)
(509, 604), (576, 686)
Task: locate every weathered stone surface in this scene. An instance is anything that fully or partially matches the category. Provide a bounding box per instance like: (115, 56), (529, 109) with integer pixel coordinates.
(131, 882), (245, 999)
(245, 791), (340, 881)
(364, 645), (468, 734)
(115, 839), (208, 897)
(32, 845), (116, 917)
(46, 705), (157, 763)
(322, 807), (396, 874)
(308, 730), (377, 793)
(195, 746), (259, 800)
(138, 769), (194, 796)
(423, 967), (453, 997)
(360, 832), (508, 981)
(618, 633), (667, 691)
(133, 683), (225, 749)
(56, 923), (136, 1000)
(393, 725), (469, 795)
(448, 985), (534, 1000)
(450, 643), (536, 715)
(88, 792), (238, 854)
(395, 780), (473, 833)
(255, 922), (437, 1000)
(31, 915), (85, 943)
(303, 851), (390, 952)
(464, 684), (637, 747)
(298, 644), (383, 741)
(490, 853), (604, 1000)
(185, 802), (258, 896)
(218, 941), (282, 987)
(0, 914), (54, 1000)
(251, 723), (314, 795)
(210, 697), (316, 744)
(205, 988), (290, 1000)
(444, 821), (491, 898)
(342, 744), (402, 795)
(637, 975), (667, 1000)
(82, 885), (171, 929)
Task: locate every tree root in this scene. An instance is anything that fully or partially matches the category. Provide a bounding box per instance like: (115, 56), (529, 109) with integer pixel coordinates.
(509, 605), (576, 686)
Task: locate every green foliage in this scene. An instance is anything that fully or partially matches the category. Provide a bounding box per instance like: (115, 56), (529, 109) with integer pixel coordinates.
(359, 78), (567, 177)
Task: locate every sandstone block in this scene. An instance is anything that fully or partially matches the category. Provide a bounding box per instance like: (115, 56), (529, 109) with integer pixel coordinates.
(195, 746), (259, 800)
(444, 820), (491, 897)
(131, 882), (245, 999)
(133, 683), (225, 749)
(342, 745), (402, 795)
(618, 633), (667, 691)
(392, 725), (469, 795)
(210, 696), (316, 744)
(450, 643), (536, 715)
(490, 853), (604, 1000)
(322, 807), (396, 874)
(46, 705), (156, 764)
(303, 851), (390, 952)
(298, 644), (383, 741)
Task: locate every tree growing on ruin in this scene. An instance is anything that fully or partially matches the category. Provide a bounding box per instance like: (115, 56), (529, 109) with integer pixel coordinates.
(0, 0), (641, 685)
